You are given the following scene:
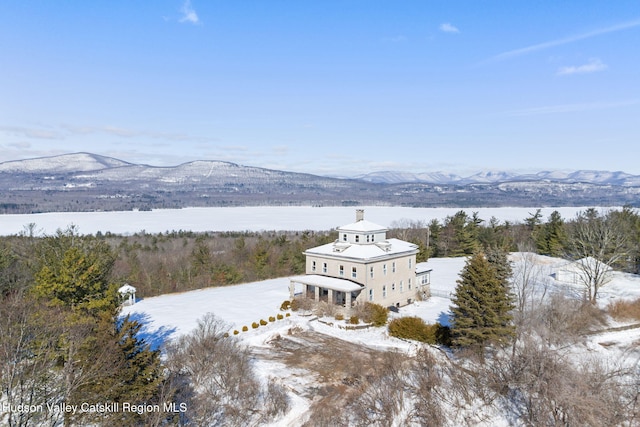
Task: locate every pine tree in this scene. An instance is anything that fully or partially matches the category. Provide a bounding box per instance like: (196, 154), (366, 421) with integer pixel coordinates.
(29, 228), (164, 425)
(32, 228), (119, 314)
(450, 251), (515, 350)
(534, 210), (567, 257)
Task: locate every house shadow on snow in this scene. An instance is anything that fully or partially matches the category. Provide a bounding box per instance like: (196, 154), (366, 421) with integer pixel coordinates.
(121, 311), (177, 351)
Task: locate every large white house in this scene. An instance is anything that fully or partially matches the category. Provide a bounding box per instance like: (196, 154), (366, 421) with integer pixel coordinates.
(289, 209), (431, 309)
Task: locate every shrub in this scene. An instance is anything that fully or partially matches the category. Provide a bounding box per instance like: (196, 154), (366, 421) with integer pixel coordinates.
(360, 302), (389, 326)
(233, 330), (240, 335)
(388, 316), (444, 344)
(269, 316), (276, 322)
(242, 325), (248, 332)
(349, 315), (360, 325)
(260, 319), (268, 326)
(544, 294), (608, 340)
(435, 323), (452, 346)
(280, 300), (291, 311)
(252, 322), (259, 329)
(277, 313), (284, 320)
(285, 313), (291, 317)
(335, 313), (345, 321)
(290, 299), (300, 311)
(223, 332), (230, 338)
(608, 297), (640, 321)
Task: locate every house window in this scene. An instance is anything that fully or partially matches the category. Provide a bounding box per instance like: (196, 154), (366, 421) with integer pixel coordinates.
(409, 258), (412, 269)
(355, 235), (360, 243)
(372, 234), (375, 241)
(343, 234), (347, 241)
(312, 261), (316, 272)
(383, 264), (387, 275)
(392, 262), (396, 273)
(370, 266), (374, 278)
(392, 282), (396, 291)
(352, 267), (357, 278)
(383, 285), (387, 298)
(408, 278), (412, 290)
(367, 235), (370, 243)
(400, 280), (403, 292)
(339, 265), (344, 277)
(369, 289), (374, 301)
(323, 263), (327, 273)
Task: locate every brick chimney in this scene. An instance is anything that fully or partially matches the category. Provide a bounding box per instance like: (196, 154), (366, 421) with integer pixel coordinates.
(356, 209), (364, 222)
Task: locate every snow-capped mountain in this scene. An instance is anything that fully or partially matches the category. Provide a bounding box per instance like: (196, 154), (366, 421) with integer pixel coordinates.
(0, 152), (132, 173)
(1, 153), (639, 213)
(357, 169), (640, 186)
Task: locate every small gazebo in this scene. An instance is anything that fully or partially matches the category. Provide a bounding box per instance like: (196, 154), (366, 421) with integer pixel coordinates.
(118, 284), (137, 306)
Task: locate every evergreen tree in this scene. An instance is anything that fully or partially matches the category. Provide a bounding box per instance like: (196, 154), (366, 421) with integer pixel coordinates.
(485, 247), (513, 286)
(450, 251), (515, 350)
(438, 211), (480, 257)
(534, 210), (567, 257)
(29, 228), (164, 425)
(32, 227), (119, 314)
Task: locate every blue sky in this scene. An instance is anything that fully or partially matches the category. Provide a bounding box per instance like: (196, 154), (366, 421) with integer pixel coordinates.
(1, 1), (639, 176)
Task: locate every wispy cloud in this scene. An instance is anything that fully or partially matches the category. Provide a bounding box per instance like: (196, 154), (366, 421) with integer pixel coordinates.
(439, 23), (460, 34)
(486, 18), (640, 63)
(179, 0), (200, 25)
(557, 58), (608, 75)
(506, 99), (638, 116)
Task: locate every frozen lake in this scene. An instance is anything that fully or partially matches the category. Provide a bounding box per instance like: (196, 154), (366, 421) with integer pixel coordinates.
(0, 206), (600, 236)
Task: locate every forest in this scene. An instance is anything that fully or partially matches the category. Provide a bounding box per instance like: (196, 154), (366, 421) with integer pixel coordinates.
(1, 207), (640, 426)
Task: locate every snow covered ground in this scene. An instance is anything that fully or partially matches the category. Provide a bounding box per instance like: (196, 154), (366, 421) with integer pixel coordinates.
(0, 205), (598, 236)
(122, 253), (640, 347)
(6, 205), (633, 425)
(120, 252), (640, 426)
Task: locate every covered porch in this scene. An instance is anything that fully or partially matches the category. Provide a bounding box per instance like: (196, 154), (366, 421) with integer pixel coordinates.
(289, 274), (363, 307)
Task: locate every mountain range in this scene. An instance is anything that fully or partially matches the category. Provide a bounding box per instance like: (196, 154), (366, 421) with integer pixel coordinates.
(1, 153), (639, 213)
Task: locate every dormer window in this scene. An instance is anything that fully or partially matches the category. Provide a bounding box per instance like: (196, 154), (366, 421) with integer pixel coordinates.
(355, 235), (360, 243)
(343, 234), (347, 242)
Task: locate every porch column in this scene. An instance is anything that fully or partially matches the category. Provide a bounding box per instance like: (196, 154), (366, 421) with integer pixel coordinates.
(314, 286), (320, 302)
(346, 291), (352, 307)
(328, 289), (334, 304)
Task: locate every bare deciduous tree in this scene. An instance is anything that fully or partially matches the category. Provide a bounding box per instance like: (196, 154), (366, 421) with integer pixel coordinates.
(0, 296), (62, 427)
(566, 209), (630, 303)
(165, 313), (288, 426)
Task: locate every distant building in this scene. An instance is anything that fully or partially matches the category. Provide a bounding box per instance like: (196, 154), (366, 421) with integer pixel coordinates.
(118, 284), (137, 306)
(289, 209), (431, 308)
(553, 257), (612, 284)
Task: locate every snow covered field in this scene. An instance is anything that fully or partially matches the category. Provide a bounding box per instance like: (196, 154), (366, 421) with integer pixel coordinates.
(122, 254), (640, 348)
(121, 252), (640, 426)
(0, 205), (598, 236)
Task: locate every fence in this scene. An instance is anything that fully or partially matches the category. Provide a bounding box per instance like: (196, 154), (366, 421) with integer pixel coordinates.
(429, 289), (453, 299)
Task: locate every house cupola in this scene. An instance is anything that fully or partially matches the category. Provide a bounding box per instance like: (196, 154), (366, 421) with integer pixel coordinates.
(336, 210), (388, 245)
